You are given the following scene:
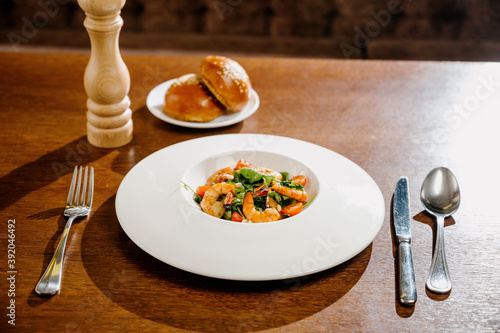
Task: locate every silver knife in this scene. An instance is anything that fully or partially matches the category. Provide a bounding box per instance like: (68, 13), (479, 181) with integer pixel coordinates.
(393, 177), (417, 306)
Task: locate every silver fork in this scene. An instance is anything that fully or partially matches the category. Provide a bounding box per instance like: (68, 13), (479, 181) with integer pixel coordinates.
(35, 166), (94, 296)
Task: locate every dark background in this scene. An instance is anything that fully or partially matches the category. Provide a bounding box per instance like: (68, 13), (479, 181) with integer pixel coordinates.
(2, 0), (500, 61)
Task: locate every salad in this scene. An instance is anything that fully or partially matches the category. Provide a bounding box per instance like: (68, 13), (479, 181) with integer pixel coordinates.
(183, 159), (312, 223)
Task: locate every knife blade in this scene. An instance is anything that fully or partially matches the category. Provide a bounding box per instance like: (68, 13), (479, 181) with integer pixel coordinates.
(393, 176), (417, 306)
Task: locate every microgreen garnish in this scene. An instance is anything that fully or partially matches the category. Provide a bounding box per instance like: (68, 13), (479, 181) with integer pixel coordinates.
(180, 180), (202, 203)
(303, 194), (316, 208)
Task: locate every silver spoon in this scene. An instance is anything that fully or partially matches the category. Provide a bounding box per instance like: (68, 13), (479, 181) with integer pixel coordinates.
(420, 167), (460, 294)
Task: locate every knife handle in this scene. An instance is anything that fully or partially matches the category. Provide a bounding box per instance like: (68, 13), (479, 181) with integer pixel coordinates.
(398, 241), (417, 306)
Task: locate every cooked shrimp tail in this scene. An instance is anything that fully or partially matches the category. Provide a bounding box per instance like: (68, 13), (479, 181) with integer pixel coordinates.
(223, 191), (234, 209)
(206, 167), (234, 185)
(236, 159), (283, 181)
(271, 183), (308, 202)
(236, 159), (252, 170)
(242, 192), (281, 223)
(201, 183), (235, 218)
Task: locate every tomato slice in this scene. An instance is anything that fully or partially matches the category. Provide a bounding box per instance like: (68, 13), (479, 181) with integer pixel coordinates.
(292, 175), (307, 186)
(231, 211), (243, 222)
(281, 202), (303, 216)
(196, 185), (211, 197)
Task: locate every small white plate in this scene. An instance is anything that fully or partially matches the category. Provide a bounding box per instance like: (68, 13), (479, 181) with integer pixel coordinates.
(115, 134), (385, 281)
(146, 79), (260, 128)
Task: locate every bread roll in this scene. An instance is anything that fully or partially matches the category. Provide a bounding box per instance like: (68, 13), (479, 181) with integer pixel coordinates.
(200, 55), (252, 113)
(163, 74), (225, 122)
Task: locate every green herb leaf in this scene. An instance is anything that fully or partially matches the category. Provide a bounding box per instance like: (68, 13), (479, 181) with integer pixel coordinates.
(253, 196), (267, 211)
(280, 180), (304, 190)
(282, 197), (296, 207)
(268, 191), (282, 205)
(223, 210), (232, 220)
(235, 167), (277, 185)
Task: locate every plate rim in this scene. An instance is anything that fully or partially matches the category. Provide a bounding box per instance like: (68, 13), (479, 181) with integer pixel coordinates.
(115, 134), (385, 281)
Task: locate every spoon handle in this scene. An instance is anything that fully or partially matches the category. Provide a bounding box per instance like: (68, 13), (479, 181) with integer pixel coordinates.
(427, 215), (452, 294)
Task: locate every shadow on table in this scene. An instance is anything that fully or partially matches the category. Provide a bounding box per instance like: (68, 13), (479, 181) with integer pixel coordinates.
(80, 195), (371, 332)
(0, 105), (243, 214)
(26, 208), (76, 306)
(0, 136), (110, 213)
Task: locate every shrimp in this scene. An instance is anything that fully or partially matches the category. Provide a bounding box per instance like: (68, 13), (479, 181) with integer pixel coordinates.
(236, 159), (282, 181)
(253, 167), (283, 181)
(206, 167), (234, 185)
(267, 195), (281, 212)
(242, 192), (280, 223)
(200, 183), (235, 218)
(271, 183), (308, 202)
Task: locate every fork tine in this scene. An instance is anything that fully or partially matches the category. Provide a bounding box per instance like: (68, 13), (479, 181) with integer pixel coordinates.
(66, 166), (78, 207)
(80, 166), (88, 206)
(87, 167), (94, 208)
(74, 166), (83, 207)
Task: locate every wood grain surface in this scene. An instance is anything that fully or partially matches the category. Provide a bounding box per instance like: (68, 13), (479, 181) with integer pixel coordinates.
(0, 52), (499, 332)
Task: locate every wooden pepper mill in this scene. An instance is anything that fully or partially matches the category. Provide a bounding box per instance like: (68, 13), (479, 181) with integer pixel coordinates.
(77, 0), (133, 148)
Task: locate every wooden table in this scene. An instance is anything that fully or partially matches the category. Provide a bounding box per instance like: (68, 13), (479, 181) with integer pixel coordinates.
(1, 52), (499, 332)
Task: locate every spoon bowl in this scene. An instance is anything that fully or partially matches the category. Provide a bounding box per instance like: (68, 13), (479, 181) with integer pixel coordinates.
(420, 167), (460, 294)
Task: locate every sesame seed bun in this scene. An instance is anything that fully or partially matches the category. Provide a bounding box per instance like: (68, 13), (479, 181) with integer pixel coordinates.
(199, 55), (252, 113)
(163, 74), (225, 122)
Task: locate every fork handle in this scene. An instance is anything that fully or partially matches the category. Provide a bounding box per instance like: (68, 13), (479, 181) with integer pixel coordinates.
(35, 215), (77, 295)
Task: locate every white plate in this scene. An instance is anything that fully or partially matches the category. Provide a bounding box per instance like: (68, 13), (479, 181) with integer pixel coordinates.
(115, 134), (385, 281)
(146, 79), (260, 128)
